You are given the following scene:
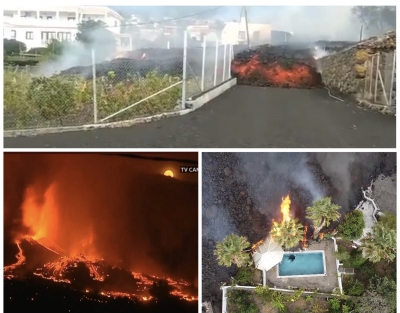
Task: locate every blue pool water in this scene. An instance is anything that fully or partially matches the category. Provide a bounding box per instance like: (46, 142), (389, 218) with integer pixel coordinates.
(278, 252), (325, 276)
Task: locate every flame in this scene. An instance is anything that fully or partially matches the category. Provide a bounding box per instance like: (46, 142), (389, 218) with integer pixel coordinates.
(302, 225), (308, 248)
(22, 184), (59, 241)
(280, 195), (291, 222)
(231, 54), (321, 88)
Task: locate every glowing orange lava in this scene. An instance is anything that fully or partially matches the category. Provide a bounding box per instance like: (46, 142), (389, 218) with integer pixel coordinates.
(4, 240), (26, 276)
(231, 54), (321, 88)
(302, 225), (308, 248)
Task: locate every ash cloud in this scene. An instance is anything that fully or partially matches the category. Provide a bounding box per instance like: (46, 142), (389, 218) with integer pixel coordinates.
(236, 153), (324, 215)
(4, 153), (198, 285)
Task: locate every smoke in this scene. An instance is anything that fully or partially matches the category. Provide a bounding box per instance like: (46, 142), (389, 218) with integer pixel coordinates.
(236, 153), (324, 215)
(4, 153), (198, 284)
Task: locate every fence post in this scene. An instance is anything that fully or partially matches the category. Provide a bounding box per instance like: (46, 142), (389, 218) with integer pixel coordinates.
(214, 39), (219, 86)
(222, 44), (227, 81)
(228, 44), (233, 79)
(374, 52), (380, 102)
(389, 51), (396, 107)
(201, 36), (206, 91)
(167, 41), (170, 49)
(181, 31), (188, 110)
(91, 49), (98, 123)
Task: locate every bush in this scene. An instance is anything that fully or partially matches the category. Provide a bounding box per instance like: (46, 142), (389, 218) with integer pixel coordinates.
(359, 261), (378, 278)
(255, 286), (271, 304)
(4, 56), (41, 66)
(347, 279), (364, 296)
(335, 245), (350, 262)
(27, 47), (48, 55)
(228, 290), (258, 313)
(378, 211), (396, 230)
(328, 298), (341, 312)
(3, 70), (190, 129)
(4, 39), (26, 55)
(348, 250), (367, 268)
(338, 211), (365, 241)
(234, 267), (256, 285)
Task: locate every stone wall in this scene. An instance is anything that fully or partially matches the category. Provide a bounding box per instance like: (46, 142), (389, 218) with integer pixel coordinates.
(317, 31), (396, 115)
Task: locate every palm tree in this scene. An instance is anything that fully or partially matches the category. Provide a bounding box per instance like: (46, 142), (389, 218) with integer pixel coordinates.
(306, 197), (341, 239)
(214, 233), (252, 267)
(360, 224), (396, 263)
(270, 218), (303, 249)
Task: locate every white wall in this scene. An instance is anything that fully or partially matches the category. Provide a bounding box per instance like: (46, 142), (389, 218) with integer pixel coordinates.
(4, 26), (78, 50)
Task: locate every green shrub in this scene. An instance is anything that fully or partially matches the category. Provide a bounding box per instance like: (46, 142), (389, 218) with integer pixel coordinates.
(4, 56), (41, 66)
(378, 211), (396, 230)
(4, 39), (26, 55)
(305, 295), (313, 302)
(328, 298), (341, 312)
(343, 277), (364, 296)
(27, 47), (48, 55)
(348, 249), (367, 268)
(3, 70), (192, 129)
(255, 286), (271, 304)
(335, 245), (350, 262)
(234, 267), (256, 285)
(338, 211), (365, 241)
(359, 261), (378, 278)
(228, 290), (258, 313)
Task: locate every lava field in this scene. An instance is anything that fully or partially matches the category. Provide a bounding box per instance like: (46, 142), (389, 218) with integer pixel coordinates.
(231, 45), (323, 88)
(201, 152), (396, 312)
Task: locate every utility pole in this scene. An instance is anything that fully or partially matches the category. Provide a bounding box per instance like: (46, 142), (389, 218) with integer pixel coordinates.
(243, 6), (250, 48)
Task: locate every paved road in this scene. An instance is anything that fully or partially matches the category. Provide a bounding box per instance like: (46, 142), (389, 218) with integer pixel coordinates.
(4, 85), (396, 148)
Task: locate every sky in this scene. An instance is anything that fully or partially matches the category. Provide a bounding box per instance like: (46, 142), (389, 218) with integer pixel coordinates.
(4, 152), (198, 286)
(111, 6), (366, 40)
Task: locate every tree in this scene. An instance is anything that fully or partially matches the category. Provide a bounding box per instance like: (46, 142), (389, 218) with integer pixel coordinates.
(45, 39), (68, 56)
(352, 6), (396, 35)
(270, 218), (303, 249)
(360, 224), (396, 263)
(378, 211), (396, 231)
(369, 276), (396, 312)
(306, 197), (341, 239)
(214, 233), (252, 267)
(4, 39), (26, 55)
(337, 210), (365, 241)
(76, 20), (116, 60)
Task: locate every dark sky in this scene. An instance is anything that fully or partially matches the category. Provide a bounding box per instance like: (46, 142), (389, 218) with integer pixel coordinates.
(4, 152), (198, 286)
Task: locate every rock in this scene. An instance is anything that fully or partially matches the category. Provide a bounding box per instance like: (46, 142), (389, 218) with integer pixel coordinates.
(224, 167), (232, 176)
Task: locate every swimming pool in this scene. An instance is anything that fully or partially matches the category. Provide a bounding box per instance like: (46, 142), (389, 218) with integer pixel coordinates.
(278, 251), (326, 278)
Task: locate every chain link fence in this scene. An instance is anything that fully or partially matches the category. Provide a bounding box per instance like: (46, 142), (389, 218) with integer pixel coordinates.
(4, 32), (234, 131)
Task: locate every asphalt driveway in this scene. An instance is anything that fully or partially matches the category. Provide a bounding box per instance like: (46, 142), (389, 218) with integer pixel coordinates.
(4, 85), (396, 148)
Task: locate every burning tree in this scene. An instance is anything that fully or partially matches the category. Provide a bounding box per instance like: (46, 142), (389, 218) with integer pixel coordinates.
(359, 224), (396, 263)
(270, 195), (303, 250)
(270, 219), (303, 250)
(305, 197), (341, 239)
(214, 234), (252, 268)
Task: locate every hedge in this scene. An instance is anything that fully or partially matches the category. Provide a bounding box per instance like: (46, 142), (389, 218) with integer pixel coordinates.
(4, 69), (197, 130)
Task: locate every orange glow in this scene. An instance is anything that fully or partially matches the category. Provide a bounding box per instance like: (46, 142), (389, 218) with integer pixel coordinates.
(164, 170), (174, 177)
(4, 240), (26, 275)
(280, 195), (291, 222)
(231, 54), (321, 88)
(22, 184), (59, 241)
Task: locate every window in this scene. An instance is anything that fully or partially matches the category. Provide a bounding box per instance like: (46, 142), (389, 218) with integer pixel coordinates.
(57, 32), (72, 41)
(67, 17), (75, 21)
(11, 30), (16, 39)
(26, 31), (33, 40)
(41, 31), (56, 40)
(238, 31), (246, 40)
(47, 16), (52, 20)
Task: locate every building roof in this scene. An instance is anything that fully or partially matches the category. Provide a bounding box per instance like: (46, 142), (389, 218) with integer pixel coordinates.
(252, 235), (284, 272)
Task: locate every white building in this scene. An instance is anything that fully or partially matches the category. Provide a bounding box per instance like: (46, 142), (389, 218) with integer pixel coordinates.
(221, 17), (272, 46)
(3, 5), (130, 51)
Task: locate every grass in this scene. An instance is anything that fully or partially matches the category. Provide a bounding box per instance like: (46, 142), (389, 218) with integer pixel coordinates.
(3, 68), (200, 130)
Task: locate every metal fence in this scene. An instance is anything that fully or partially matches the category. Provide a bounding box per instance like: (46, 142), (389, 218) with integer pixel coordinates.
(363, 50), (396, 111)
(3, 31), (233, 131)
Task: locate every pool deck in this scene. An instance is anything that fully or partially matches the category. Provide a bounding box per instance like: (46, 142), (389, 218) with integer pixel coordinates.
(265, 240), (338, 293)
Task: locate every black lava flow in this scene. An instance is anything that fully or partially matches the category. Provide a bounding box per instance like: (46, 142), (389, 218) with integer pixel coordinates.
(201, 152), (395, 312)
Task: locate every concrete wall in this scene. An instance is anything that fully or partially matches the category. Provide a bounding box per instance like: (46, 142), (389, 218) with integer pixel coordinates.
(318, 31), (396, 115)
